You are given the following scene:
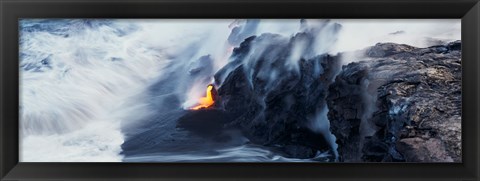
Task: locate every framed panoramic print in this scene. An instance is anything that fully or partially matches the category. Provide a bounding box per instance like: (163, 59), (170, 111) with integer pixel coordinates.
(1, 0), (479, 181)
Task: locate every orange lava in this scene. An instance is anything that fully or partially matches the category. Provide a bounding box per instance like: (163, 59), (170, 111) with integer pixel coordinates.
(190, 85), (215, 110)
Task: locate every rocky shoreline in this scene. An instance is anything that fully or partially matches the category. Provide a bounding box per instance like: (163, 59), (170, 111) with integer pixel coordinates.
(212, 36), (461, 162)
(123, 27), (462, 162)
(327, 41), (461, 162)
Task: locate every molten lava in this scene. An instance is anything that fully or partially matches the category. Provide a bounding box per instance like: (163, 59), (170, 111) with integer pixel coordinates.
(190, 85), (215, 110)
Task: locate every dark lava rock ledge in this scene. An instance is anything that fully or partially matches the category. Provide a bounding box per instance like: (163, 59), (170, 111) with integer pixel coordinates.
(327, 41), (461, 162)
(213, 31), (342, 160)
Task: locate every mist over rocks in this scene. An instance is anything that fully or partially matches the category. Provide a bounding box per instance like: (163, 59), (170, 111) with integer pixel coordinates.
(327, 41), (461, 162)
(210, 21), (461, 161)
(119, 19), (461, 162)
(18, 19), (462, 162)
(214, 30), (342, 159)
(227, 19), (260, 47)
(129, 33), (461, 162)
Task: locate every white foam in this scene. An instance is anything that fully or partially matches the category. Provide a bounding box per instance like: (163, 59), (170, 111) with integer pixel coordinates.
(20, 20), (174, 162)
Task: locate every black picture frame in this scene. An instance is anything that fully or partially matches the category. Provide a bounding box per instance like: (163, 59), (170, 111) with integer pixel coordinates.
(1, 0), (479, 180)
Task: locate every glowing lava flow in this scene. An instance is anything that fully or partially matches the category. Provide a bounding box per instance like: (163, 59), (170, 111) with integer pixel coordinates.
(190, 85), (215, 110)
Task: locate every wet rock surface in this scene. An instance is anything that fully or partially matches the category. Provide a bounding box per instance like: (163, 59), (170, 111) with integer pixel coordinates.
(214, 32), (342, 159)
(327, 41), (461, 162)
(123, 27), (461, 162)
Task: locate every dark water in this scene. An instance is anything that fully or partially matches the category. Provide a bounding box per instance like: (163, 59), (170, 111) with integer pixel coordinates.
(19, 19), (333, 162)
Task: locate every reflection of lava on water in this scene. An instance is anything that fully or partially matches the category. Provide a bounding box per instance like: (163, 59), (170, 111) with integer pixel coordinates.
(190, 84), (216, 110)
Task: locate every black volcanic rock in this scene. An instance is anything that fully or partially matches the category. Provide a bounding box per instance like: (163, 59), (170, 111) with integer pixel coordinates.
(327, 41), (462, 162)
(214, 30), (342, 159)
(364, 43), (416, 58)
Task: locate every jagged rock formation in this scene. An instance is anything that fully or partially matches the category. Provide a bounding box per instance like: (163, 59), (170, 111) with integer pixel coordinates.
(327, 41), (461, 162)
(214, 32), (342, 159)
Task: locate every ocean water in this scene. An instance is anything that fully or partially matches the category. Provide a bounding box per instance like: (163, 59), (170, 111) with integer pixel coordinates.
(19, 19), (313, 162)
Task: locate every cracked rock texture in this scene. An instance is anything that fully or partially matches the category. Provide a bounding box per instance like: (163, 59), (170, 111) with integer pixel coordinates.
(327, 41), (461, 162)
